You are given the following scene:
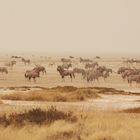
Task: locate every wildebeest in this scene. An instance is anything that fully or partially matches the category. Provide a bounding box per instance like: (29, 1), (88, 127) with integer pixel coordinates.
(61, 63), (72, 69)
(79, 57), (93, 63)
(5, 61), (16, 69)
(21, 58), (31, 65)
(85, 62), (98, 69)
(122, 69), (138, 79)
(95, 56), (101, 59)
(0, 67), (8, 74)
(33, 65), (46, 75)
(25, 70), (40, 82)
(11, 56), (22, 59)
(117, 67), (132, 74)
(73, 68), (86, 79)
(102, 68), (112, 81)
(69, 56), (74, 59)
(48, 62), (55, 67)
(61, 58), (71, 63)
(57, 65), (75, 81)
(96, 66), (106, 73)
(127, 74), (140, 86)
(86, 69), (103, 83)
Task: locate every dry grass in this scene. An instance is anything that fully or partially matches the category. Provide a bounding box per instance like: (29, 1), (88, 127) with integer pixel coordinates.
(123, 107), (140, 113)
(0, 107), (77, 127)
(0, 109), (140, 140)
(0, 86), (101, 102)
(1, 86), (138, 102)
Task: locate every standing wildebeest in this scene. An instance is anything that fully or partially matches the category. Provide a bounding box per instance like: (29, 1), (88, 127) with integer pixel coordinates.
(102, 68), (112, 81)
(21, 58), (31, 65)
(69, 56), (74, 59)
(61, 63), (72, 69)
(121, 69), (139, 80)
(85, 62), (98, 69)
(25, 70), (40, 82)
(11, 56), (22, 59)
(127, 74), (140, 86)
(95, 56), (101, 59)
(57, 65), (75, 81)
(61, 58), (71, 63)
(73, 68), (86, 79)
(117, 67), (132, 74)
(79, 57), (93, 63)
(0, 67), (8, 74)
(96, 66), (106, 73)
(86, 69), (103, 83)
(5, 61), (16, 69)
(33, 65), (47, 75)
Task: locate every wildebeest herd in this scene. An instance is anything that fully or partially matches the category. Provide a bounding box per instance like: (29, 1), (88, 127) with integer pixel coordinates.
(0, 56), (140, 87)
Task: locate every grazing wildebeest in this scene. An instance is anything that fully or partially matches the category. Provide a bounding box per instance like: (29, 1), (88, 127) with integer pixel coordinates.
(85, 62), (98, 69)
(0, 67), (8, 74)
(57, 65), (75, 81)
(21, 58), (31, 65)
(33, 65), (46, 75)
(25, 70), (40, 82)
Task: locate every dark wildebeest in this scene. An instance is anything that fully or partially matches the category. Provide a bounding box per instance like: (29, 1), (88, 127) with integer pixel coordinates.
(21, 58), (31, 65)
(0, 67), (8, 74)
(25, 70), (40, 82)
(33, 65), (47, 75)
(57, 65), (75, 81)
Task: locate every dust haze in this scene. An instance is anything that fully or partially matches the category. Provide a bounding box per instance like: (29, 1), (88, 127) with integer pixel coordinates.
(0, 0), (140, 56)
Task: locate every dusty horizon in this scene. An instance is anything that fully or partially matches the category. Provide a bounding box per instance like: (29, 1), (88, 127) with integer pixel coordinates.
(0, 0), (140, 55)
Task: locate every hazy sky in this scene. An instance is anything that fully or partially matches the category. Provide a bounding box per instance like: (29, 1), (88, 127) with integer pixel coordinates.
(0, 0), (140, 55)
